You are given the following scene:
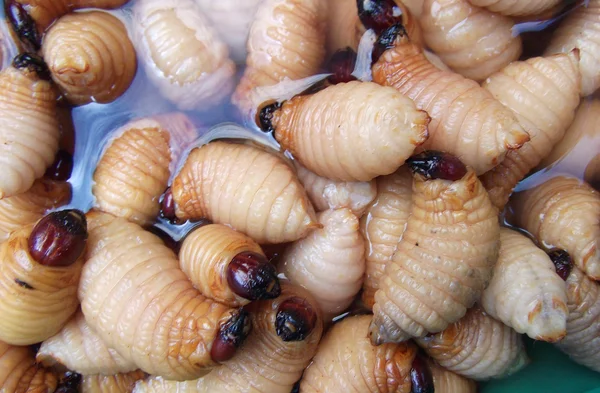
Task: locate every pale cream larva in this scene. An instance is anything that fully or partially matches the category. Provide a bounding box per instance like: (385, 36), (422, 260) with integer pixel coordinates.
(511, 176), (600, 280)
(0, 54), (59, 199)
(370, 152), (500, 344)
(232, 0), (327, 114)
(428, 360), (478, 393)
(133, 282), (323, 393)
(41, 11), (136, 105)
(194, 0), (263, 63)
(92, 116), (196, 226)
(0, 179), (70, 242)
(300, 315), (424, 393)
(420, 0), (522, 81)
(467, 0), (562, 17)
(480, 52), (581, 210)
(416, 306), (529, 381)
(0, 210), (86, 346)
(294, 161), (377, 217)
(280, 208), (365, 320)
(360, 166), (412, 309)
(133, 0), (236, 110)
(264, 81), (430, 182)
(171, 141), (318, 244)
(545, 0), (600, 96)
(79, 211), (251, 380)
(0, 340), (57, 393)
(178, 224), (280, 307)
(36, 311), (137, 376)
(371, 26), (529, 175)
(81, 371), (146, 393)
(481, 228), (568, 342)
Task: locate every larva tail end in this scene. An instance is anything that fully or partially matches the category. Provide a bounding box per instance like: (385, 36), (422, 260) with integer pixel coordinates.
(28, 209), (88, 267)
(410, 355), (435, 393)
(504, 125), (531, 150)
(527, 299), (568, 343)
(227, 252), (281, 301)
(12, 53), (51, 81)
(256, 102), (282, 133)
(548, 249), (573, 281)
(373, 23), (408, 63)
(211, 308), (252, 363)
(407, 151), (468, 181)
(4, 0), (41, 51)
(327, 48), (358, 84)
(357, 0), (405, 34)
(275, 297), (318, 342)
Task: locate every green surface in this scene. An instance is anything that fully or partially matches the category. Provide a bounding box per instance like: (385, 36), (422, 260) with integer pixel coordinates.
(482, 339), (600, 393)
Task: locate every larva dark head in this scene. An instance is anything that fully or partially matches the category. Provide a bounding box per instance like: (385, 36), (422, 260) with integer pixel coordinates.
(13, 53), (51, 81)
(159, 187), (179, 223)
(357, 0), (404, 34)
(55, 371), (82, 393)
(327, 48), (358, 84)
(275, 297), (318, 342)
(257, 102), (282, 133)
(548, 249), (573, 281)
(211, 308), (252, 362)
(407, 151), (468, 181)
(410, 355), (435, 393)
(5, 0), (41, 51)
(28, 209), (88, 267)
(373, 23), (408, 63)
(227, 251), (281, 301)
(44, 150), (74, 182)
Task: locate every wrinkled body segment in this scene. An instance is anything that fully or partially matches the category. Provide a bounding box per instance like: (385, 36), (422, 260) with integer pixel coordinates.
(372, 34), (529, 175)
(468, 0), (562, 17)
(0, 340), (57, 393)
(172, 142), (318, 244)
(370, 166), (500, 343)
(272, 81), (430, 181)
(428, 360), (478, 393)
(81, 371), (146, 393)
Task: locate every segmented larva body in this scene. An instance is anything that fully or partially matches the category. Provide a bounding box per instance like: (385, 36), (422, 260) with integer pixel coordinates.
(133, 0), (236, 111)
(81, 371), (146, 393)
(0, 340), (57, 393)
(370, 167), (500, 344)
(467, 0), (562, 17)
(511, 176), (600, 280)
(294, 162), (377, 217)
(372, 34), (529, 175)
(271, 81), (430, 182)
(0, 179), (70, 242)
(556, 267), (600, 372)
(194, 0), (263, 63)
(232, 0), (327, 114)
(545, 0), (600, 96)
(79, 211), (245, 380)
(10, 0), (130, 33)
(179, 224), (265, 307)
(0, 224), (82, 346)
(481, 228), (568, 342)
(133, 283), (323, 393)
(360, 167), (412, 309)
(41, 11), (136, 105)
(421, 0), (522, 81)
(280, 208), (365, 320)
(300, 315), (418, 393)
(0, 63), (59, 199)
(428, 361), (477, 393)
(416, 306), (529, 381)
(480, 52), (581, 210)
(172, 142), (318, 244)
(93, 117), (195, 226)
(36, 311), (137, 376)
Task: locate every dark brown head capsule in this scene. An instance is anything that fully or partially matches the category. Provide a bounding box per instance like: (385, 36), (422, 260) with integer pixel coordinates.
(13, 53), (51, 81)
(211, 308), (252, 362)
(159, 187), (178, 223)
(327, 48), (358, 84)
(257, 102), (282, 133)
(5, 0), (41, 51)
(28, 209), (88, 267)
(357, 0), (404, 34)
(44, 150), (74, 181)
(407, 151), (468, 181)
(373, 23), (407, 63)
(548, 249), (573, 281)
(410, 355), (435, 393)
(227, 251), (281, 301)
(275, 297), (318, 342)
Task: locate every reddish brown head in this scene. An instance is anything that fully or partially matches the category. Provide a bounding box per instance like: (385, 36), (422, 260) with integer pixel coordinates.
(275, 297), (318, 342)
(327, 48), (358, 84)
(357, 0), (405, 34)
(407, 151), (468, 181)
(227, 251), (281, 301)
(410, 355), (435, 393)
(548, 249), (573, 281)
(211, 308), (252, 362)
(45, 150), (74, 182)
(28, 209), (88, 267)
(159, 187), (178, 223)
